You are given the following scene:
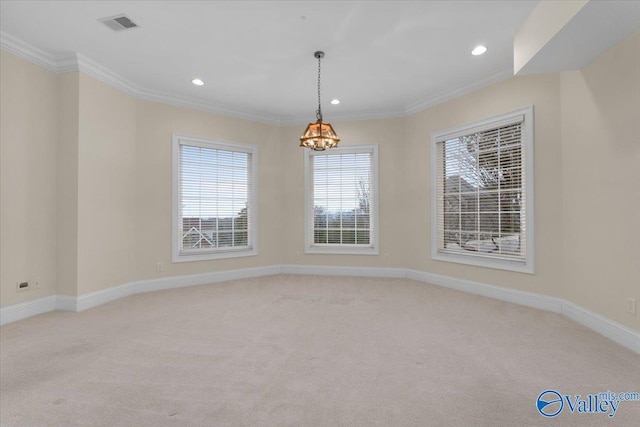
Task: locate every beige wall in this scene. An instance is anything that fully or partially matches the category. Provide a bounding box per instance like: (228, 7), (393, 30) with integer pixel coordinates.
(561, 31), (640, 331)
(134, 100), (283, 280)
(56, 72), (80, 297)
(75, 74), (137, 295)
(1, 51), (58, 305)
(0, 31), (638, 331)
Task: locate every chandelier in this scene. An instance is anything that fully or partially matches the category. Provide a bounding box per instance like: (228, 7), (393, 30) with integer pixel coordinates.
(300, 51), (340, 151)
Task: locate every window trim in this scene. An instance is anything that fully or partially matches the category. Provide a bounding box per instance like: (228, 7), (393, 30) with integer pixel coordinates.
(304, 144), (379, 255)
(430, 106), (534, 274)
(172, 134), (258, 263)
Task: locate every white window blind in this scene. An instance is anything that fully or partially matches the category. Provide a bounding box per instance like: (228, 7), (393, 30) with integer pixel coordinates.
(306, 145), (378, 254)
(432, 107), (534, 272)
(173, 136), (256, 261)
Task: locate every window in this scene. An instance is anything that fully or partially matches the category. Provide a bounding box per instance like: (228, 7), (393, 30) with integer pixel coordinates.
(172, 135), (257, 262)
(305, 145), (379, 255)
(431, 106), (534, 273)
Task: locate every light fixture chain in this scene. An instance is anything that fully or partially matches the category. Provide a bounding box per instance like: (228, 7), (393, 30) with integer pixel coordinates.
(316, 55), (323, 121)
(301, 50), (339, 150)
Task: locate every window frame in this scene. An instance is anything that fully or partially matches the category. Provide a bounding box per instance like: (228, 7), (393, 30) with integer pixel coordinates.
(304, 144), (379, 255)
(430, 106), (534, 274)
(172, 134), (258, 263)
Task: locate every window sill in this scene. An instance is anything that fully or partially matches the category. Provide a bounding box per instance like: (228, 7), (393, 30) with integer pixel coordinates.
(432, 251), (534, 274)
(173, 248), (257, 263)
(306, 245), (379, 256)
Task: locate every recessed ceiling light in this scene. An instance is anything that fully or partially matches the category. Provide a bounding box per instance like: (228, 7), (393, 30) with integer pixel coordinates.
(331, 99), (340, 105)
(471, 45), (487, 56)
(191, 78), (205, 86)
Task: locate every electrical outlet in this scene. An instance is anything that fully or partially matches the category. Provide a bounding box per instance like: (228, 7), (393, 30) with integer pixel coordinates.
(625, 298), (636, 315)
(16, 281), (30, 292)
(156, 262), (164, 272)
(35, 281), (41, 289)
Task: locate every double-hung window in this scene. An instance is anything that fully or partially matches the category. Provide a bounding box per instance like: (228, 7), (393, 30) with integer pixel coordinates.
(305, 144), (379, 255)
(431, 106), (534, 273)
(172, 135), (257, 262)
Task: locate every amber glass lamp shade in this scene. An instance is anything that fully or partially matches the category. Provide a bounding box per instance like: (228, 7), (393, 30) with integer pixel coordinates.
(299, 120), (340, 151)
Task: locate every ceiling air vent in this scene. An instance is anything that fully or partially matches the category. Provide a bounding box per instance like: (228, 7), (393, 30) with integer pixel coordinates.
(99, 14), (139, 32)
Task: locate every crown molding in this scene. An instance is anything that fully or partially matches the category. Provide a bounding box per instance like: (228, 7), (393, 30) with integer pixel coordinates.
(55, 53), (80, 73)
(136, 88), (281, 125)
(0, 31), (58, 72)
(404, 68), (515, 115)
(75, 53), (141, 96)
(1, 31), (515, 125)
(0, 32), (282, 125)
(279, 106), (407, 126)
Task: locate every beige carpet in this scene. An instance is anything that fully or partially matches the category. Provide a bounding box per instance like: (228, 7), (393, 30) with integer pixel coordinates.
(1, 275), (639, 426)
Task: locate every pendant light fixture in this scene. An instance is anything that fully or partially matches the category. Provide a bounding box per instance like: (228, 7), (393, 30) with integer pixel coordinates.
(300, 51), (340, 151)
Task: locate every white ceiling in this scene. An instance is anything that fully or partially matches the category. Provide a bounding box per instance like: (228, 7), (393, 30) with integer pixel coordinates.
(2, 1), (541, 124)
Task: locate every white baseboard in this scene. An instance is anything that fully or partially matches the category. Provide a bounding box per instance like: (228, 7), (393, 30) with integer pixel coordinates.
(1, 265), (638, 354)
(405, 269), (639, 354)
(133, 265), (281, 294)
(0, 296), (57, 325)
(77, 283), (135, 312)
(406, 269), (564, 313)
(55, 295), (78, 312)
(53, 283), (136, 313)
(281, 264), (405, 278)
(562, 302), (640, 355)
